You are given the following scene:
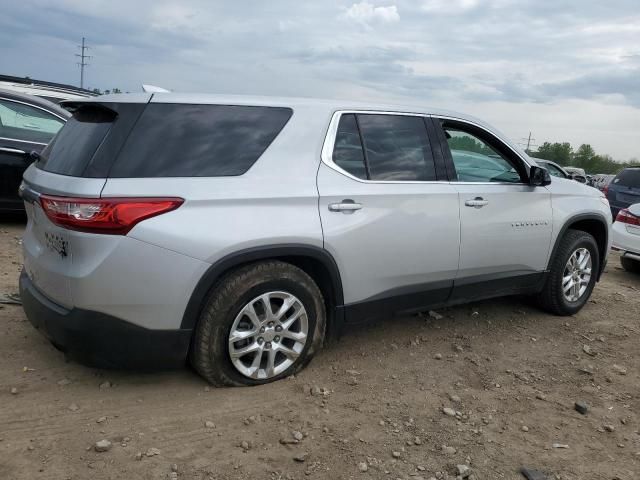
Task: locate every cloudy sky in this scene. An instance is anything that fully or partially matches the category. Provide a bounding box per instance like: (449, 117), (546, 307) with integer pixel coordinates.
(1, 0), (639, 160)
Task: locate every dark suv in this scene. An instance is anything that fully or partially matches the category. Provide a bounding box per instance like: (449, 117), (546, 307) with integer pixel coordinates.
(605, 167), (640, 218)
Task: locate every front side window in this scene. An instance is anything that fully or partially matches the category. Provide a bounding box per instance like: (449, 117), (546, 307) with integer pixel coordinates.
(442, 124), (523, 183)
(331, 113), (437, 181)
(0, 99), (64, 144)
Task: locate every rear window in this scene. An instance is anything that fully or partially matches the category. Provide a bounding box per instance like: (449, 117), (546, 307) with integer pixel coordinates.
(108, 104), (292, 177)
(38, 106), (115, 176)
(613, 169), (640, 188)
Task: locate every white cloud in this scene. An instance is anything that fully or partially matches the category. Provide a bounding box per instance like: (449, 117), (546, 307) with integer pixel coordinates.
(3, 0), (640, 159)
(421, 0), (480, 14)
(342, 1), (400, 25)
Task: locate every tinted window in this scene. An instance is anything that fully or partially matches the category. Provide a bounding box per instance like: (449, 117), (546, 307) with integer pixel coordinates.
(444, 127), (521, 183)
(0, 99), (64, 144)
(613, 169), (640, 188)
(332, 114), (367, 179)
(109, 104), (292, 177)
(357, 114), (436, 181)
(38, 105), (115, 176)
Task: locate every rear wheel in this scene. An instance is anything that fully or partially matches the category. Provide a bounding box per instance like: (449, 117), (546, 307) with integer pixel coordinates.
(536, 230), (599, 315)
(621, 256), (640, 274)
(190, 261), (326, 386)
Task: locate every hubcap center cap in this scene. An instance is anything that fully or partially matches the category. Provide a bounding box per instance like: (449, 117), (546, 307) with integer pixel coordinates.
(262, 327), (276, 342)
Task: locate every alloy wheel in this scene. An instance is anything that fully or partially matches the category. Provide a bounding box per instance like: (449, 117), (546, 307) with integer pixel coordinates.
(562, 248), (592, 302)
(228, 291), (309, 380)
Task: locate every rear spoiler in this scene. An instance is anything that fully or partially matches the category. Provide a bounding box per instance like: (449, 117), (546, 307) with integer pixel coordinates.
(59, 93), (153, 112)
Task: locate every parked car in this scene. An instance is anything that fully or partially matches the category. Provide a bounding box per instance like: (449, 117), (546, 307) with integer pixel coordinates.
(0, 89), (69, 212)
(19, 94), (612, 385)
(534, 159), (587, 184)
(604, 167), (640, 218)
(612, 203), (640, 273)
(0, 74), (97, 104)
(564, 166), (587, 177)
(591, 174), (615, 192)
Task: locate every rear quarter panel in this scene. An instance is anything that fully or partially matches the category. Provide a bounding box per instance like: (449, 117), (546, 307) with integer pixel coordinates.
(100, 105), (329, 264)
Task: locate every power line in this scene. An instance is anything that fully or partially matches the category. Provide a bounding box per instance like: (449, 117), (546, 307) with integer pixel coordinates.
(75, 37), (92, 89)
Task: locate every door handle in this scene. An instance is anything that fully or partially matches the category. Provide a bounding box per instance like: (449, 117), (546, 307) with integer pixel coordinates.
(0, 146), (27, 155)
(465, 197), (489, 208)
(328, 200), (362, 213)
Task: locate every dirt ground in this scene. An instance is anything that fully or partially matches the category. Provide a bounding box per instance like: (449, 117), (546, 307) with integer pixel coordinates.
(1, 218), (639, 480)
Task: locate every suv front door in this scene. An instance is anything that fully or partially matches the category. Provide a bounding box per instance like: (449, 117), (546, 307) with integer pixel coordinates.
(317, 112), (460, 322)
(432, 117), (553, 301)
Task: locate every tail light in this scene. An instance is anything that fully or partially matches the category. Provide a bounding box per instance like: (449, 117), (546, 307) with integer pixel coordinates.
(39, 195), (184, 235)
(602, 185), (609, 196)
(615, 208), (640, 226)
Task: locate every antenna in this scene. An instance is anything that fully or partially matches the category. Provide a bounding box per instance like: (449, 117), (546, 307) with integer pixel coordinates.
(75, 37), (92, 89)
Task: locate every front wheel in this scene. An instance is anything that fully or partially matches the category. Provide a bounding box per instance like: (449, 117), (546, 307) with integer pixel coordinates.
(536, 230), (599, 315)
(190, 261), (326, 386)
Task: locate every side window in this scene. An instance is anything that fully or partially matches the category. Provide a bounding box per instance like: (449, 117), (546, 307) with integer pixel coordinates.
(332, 114), (367, 179)
(357, 114), (436, 181)
(442, 124), (523, 183)
(0, 99), (64, 144)
(545, 163), (565, 178)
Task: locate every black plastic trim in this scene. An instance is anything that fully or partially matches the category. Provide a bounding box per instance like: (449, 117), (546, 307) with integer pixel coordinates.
(547, 212), (609, 281)
(424, 117), (449, 181)
(342, 270), (547, 324)
(450, 271), (546, 302)
(20, 271), (191, 369)
(180, 244), (345, 330)
(343, 279), (453, 324)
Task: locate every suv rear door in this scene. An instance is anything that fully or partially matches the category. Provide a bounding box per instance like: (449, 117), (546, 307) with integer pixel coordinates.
(317, 112), (460, 322)
(432, 117), (553, 301)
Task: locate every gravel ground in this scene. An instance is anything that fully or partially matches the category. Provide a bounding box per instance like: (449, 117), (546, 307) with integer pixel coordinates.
(1, 219), (639, 480)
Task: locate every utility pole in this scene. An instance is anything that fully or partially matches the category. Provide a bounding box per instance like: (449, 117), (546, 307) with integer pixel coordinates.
(518, 131), (536, 154)
(75, 37), (92, 89)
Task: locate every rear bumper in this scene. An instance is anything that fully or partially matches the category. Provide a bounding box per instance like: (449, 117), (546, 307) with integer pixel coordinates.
(612, 221), (640, 257)
(20, 270), (192, 369)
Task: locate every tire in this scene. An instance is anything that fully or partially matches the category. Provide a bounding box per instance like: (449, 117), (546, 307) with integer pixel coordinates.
(190, 260), (326, 386)
(536, 230), (599, 316)
(621, 256), (640, 274)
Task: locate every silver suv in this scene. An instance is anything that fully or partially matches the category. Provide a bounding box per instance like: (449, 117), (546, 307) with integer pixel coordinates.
(19, 94), (613, 386)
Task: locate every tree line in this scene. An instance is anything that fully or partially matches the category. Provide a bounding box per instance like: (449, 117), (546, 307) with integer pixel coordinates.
(529, 142), (639, 175)
(448, 136), (638, 175)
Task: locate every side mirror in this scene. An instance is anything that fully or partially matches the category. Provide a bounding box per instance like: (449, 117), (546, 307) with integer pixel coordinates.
(573, 175), (587, 184)
(529, 165), (551, 186)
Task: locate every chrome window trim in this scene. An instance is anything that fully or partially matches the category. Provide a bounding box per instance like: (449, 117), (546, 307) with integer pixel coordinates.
(321, 110), (532, 185)
(0, 136), (48, 146)
(320, 109), (445, 185)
